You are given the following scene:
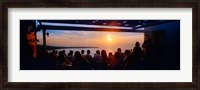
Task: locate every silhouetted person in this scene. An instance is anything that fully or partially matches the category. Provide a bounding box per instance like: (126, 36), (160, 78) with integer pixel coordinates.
(111, 52), (123, 70)
(123, 50), (131, 69)
(58, 51), (70, 67)
(117, 48), (124, 62)
(57, 51), (67, 69)
(74, 51), (89, 70)
(48, 49), (58, 67)
(81, 50), (85, 54)
(93, 50), (101, 69)
(126, 42), (142, 70)
(134, 42), (142, 58)
(133, 42), (142, 69)
(67, 50), (74, 62)
(142, 35), (152, 58)
(108, 52), (113, 59)
(100, 50), (109, 69)
(81, 50), (85, 58)
(85, 50), (93, 69)
(85, 50), (92, 62)
(142, 35), (153, 69)
(107, 52), (113, 69)
(63, 50), (67, 58)
(40, 49), (49, 68)
(117, 48), (122, 55)
(72, 51), (79, 69)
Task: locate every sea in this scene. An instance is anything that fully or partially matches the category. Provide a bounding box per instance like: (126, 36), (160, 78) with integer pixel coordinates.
(51, 45), (135, 57)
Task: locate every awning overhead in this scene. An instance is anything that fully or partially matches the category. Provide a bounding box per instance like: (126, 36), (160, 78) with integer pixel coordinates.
(38, 20), (178, 32)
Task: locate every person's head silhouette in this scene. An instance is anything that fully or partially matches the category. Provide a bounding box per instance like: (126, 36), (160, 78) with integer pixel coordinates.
(87, 50), (90, 55)
(81, 50), (85, 55)
(117, 48), (121, 52)
(135, 42), (140, 47)
(96, 50), (100, 55)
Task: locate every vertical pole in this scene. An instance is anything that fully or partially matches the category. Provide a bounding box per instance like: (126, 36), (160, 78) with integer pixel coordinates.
(39, 20), (46, 50)
(42, 28), (46, 49)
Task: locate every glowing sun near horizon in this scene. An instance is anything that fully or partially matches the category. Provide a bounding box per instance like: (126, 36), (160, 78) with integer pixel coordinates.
(107, 35), (113, 42)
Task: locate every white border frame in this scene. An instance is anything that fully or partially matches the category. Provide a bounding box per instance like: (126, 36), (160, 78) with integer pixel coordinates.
(8, 8), (192, 82)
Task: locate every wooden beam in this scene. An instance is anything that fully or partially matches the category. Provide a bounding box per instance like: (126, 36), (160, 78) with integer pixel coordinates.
(39, 25), (144, 33)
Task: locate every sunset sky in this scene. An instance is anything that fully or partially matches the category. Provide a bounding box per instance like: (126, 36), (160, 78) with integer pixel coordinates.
(35, 20), (178, 49)
(36, 20), (145, 53)
(37, 30), (144, 49)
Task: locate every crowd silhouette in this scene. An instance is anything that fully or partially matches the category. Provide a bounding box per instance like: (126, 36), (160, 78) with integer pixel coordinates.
(34, 36), (153, 70)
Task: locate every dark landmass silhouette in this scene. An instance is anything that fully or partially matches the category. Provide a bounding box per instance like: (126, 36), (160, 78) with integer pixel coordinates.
(37, 45), (99, 50)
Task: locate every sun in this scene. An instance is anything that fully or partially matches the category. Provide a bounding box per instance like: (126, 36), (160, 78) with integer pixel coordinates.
(108, 37), (112, 41)
(107, 36), (112, 42)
